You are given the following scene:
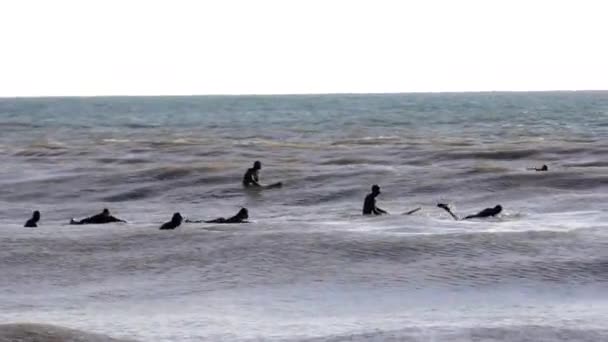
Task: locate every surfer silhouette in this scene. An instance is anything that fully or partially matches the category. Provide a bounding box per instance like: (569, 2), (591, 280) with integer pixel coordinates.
(363, 185), (388, 215)
(187, 208), (249, 224)
(24, 210), (40, 227)
(242, 161), (282, 189)
(243, 161), (262, 187)
(527, 164), (548, 171)
(206, 208), (249, 224)
(69, 208), (126, 225)
(463, 205), (502, 219)
(437, 203), (502, 220)
(159, 212), (183, 230)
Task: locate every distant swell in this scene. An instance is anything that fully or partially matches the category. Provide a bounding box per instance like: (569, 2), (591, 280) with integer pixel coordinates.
(0, 323), (136, 342)
(485, 173), (608, 191)
(437, 149), (540, 161)
(291, 325), (608, 342)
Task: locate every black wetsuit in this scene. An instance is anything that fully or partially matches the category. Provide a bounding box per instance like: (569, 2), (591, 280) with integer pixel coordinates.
(205, 209), (248, 224)
(160, 218), (182, 230)
(24, 218), (38, 228)
(70, 213), (125, 225)
(242, 168), (260, 187)
(363, 193), (386, 215)
(463, 206), (502, 220)
(205, 216), (247, 224)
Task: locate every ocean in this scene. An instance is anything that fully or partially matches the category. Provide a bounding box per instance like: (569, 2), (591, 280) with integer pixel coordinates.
(0, 92), (607, 341)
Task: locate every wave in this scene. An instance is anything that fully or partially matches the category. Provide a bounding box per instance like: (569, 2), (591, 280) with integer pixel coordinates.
(288, 325), (608, 342)
(0, 323), (136, 342)
(564, 161), (608, 168)
(331, 136), (402, 146)
(233, 138), (322, 149)
(0, 122), (39, 130)
(319, 157), (378, 166)
(101, 186), (159, 202)
(436, 149), (540, 161)
(283, 188), (362, 206)
(94, 157), (151, 165)
(203, 229), (608, 287)
(484, 172), (608, 191)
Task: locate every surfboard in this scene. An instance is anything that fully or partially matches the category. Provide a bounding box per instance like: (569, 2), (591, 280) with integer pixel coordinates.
(263, 182), (283, 189)
(402, 207), (421, 215)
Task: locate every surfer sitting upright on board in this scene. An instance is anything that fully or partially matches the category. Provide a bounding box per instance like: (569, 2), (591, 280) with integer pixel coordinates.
(243, 161), (262, 187)
(363, 185), (388, 215)
(242, 161), (282, 189)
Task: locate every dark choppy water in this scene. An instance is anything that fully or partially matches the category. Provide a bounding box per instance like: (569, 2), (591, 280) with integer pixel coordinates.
(1, 93), (607, 341)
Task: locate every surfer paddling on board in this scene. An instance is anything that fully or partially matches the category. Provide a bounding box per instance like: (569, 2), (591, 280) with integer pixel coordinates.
(69, 208), (126, 225)
(186, 208), (250, 224)
(363, 185), (388, 215)
(242, 161), (282, 189)
(437, 203), (502, 220)
(527, 164), (548, 172)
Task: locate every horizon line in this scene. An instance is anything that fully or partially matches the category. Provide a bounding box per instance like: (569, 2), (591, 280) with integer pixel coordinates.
(1, 89), (607, 99)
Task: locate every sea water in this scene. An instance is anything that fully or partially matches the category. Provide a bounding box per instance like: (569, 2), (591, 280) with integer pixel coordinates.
(1, 92), (607, 341)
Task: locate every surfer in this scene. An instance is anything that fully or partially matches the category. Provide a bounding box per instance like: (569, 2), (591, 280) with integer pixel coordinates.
(69, 208), (126, 225)
(206, 208), (249, 224)
(243, 161), (262, 187)
(437, 203), (502, 220)
(464, 205), (502, 219)
(527, 164), (548, 171)
(24, 210), (40, 227)
(159, 212), (183, 230)
(363, 185), (388, 215)
(187, 208), (249, 224)
(242, 161), (282, 189)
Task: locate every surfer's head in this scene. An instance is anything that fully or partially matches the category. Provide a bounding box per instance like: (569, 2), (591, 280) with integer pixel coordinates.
(171, 212), (183, 224)
(494, 205), (503, 214)
(102, 208), (110, 216)
(236, 208), (249, 220)
(32, 210), (41, 222)
(371, 184), (381, 195)
(253, 161), (262, 170)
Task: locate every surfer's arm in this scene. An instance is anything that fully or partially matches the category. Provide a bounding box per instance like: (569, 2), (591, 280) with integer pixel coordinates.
(375, 207), (388, 214)
(109, 216), (127, 223)
(247, 174), (261, 186)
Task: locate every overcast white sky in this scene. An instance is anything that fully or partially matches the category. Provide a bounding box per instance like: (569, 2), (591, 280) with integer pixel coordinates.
(1, 0), (607, 96)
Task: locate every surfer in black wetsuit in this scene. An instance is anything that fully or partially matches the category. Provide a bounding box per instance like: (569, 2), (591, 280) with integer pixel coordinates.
(24, 210), (40, 228)
(363, 185), (388, 215)
(185, 208), (249, 223)
(187, 208), (249, 224)
(528, 164), (548, 171)
(207, 208), (249, 224)
(159, 212), (183, 230)
(243, 161), (262, 187)
(242, 161), (282, 189)
(69, 208), (126, 225)
(463, 205), (502, 220)
(437, 203), (502, 220)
